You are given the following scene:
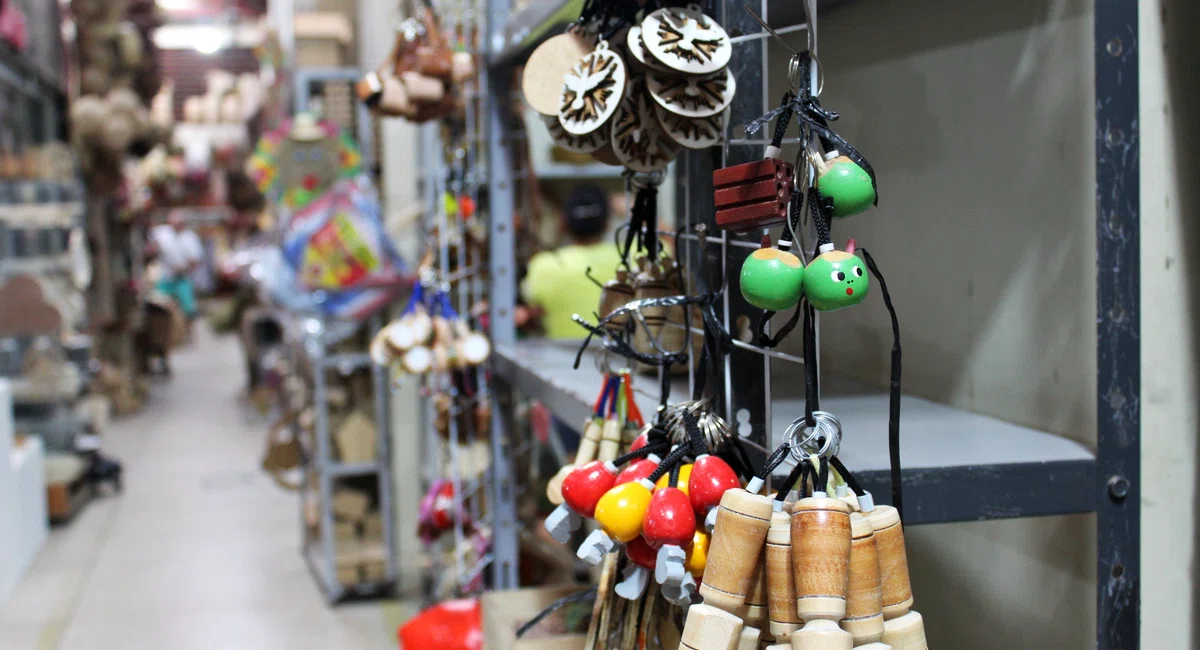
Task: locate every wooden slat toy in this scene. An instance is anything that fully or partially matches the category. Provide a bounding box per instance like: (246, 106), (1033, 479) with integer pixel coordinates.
(712, 159), (795, 232)
(699, 488), (775, 615)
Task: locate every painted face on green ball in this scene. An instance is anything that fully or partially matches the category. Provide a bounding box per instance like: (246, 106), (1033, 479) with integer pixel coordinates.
(803, 250), (868, 311)
(739, 248), (805, 312)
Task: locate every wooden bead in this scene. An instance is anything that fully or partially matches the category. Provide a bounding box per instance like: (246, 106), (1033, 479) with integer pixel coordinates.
(841, 514), (884, 644)
(864, 506), (914, 619)
(737, 626), (761, 650)
(679, 603), (744, 650)
(766, 511), (802, 639)
(699, 489), (774, 615)
(790, 497), (852, 621)
(744, 553), (769, 628)
(789, 619), (852, 650)
(880, 611), (926, 650)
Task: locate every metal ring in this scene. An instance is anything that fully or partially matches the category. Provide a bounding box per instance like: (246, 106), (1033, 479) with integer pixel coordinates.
(782, 411), (841, 459)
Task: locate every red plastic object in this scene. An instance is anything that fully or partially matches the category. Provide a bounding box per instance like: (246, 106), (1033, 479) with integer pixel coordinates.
(615, 458), (658, 486)
(643, 487), (697, 549)
(561, 460), (618, 518)
(688, 455), (741, 517)
(629, 432), (649, 453)
(625, 535), (658, 569)
(398, 598), (483, 650)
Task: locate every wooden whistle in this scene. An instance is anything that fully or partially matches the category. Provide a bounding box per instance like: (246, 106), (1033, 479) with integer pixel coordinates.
(863, 505), (913, 619)
(766, 510), (802, 639)
(790, 496), (853, 621)
(744, 554), (769, 629)
(842, 514), (885, 644)
(880, 611), (927, 650)
(598, 418), (623, 462)
(699, 489), (774, 615)
(576, 417), (604, 466)
(679, 603), (744, 650)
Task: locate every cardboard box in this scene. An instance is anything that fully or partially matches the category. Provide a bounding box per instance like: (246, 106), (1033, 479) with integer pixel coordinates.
(482, 586), (590, 650)
(294, 12), (353, 68)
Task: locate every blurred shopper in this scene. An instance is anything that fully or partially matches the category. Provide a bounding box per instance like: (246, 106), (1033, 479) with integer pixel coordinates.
(150, 212), (205, 320)
(521, 186), (623, 339)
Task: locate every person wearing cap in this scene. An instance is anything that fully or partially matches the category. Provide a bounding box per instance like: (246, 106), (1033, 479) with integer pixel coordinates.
(521, 186), (624, 340)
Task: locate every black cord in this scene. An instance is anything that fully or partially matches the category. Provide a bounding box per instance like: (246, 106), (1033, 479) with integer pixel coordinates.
(756, 443), (792, 482)
(612, 442), (670, 468)
(647, 445), (690, 483)
(775, 456), (806, 504)
(860, 247), (903, 521)
(515, 587), (598, 638)
(802, 300), (820, 427)
(829, 455), (865, 497)
(669, 462), (681, 488)
(817, 455), (830, 494)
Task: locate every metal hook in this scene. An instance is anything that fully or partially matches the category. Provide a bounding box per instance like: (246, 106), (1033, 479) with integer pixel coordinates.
(584, 266), (605, 290)
(743, 5), (798, 55)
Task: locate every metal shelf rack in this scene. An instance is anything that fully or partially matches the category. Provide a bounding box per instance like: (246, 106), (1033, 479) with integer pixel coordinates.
(479, 0), (1140, 648)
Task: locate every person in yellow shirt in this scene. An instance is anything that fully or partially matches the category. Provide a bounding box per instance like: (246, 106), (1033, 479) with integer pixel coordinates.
(522, 186), (624, 339)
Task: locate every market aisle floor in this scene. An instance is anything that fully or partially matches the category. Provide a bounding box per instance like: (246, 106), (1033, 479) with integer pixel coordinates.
(0, 327), (409, 650)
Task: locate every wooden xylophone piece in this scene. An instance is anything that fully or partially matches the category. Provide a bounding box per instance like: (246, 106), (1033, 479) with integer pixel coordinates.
(698, 488), (774, 616)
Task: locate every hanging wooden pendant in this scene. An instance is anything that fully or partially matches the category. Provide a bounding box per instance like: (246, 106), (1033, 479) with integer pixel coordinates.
(647, 66), (735, 119)
(544, 114), (609, 154)
(655, 103), (724, 149)
(523, 31), (595, 116)
(641, 6), (731, 75)
(558, 41), (627, 135)
(625, 25), (673, 73)
(611, 77), (679, 172)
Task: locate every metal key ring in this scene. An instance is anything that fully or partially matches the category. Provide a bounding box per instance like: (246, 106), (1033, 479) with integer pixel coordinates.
(783, 410), (841, 459)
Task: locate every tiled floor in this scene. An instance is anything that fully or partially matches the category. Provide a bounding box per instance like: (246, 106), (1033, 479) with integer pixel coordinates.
(0, 328), (410, 650)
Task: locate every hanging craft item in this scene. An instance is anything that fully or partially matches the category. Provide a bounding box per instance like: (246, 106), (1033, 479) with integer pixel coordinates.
(624, 25), (672, 73)
(246, 114), (363, 214)
(370, 277), (490, 375)
(639, 6), (732, 75)
(543, 115), (609, 154)
(655, 105), (723, 150)
(523, 29), (596, 115)
(803, 238), (869, 311)
(740, 236), (805, 312)
(611, 77), (679, 172)
(646, 67), (735, 119)
(558, 41), (627, 135)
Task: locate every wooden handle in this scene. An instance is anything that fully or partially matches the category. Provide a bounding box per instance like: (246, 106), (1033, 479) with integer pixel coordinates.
(744, 553), (768, 628)
(598, 418), (623, 462)
(880, 611), (926, 650)
(698, 489), (774, 615)
(789, 619), (852, 650)
(790, 497), (852, 621)
(864, 505), (914, 619)
(766, 511), (802, 638)
(842, 514), (884, 644)
(679, 603), (744, 650)
(575, 419), (602, 465)
(736, 626), (761, 650)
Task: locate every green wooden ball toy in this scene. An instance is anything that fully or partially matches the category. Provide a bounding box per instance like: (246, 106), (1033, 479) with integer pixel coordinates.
(803, 244), (869, 311)
(740, 247), (805, 311)
(817, 152), (876, 218)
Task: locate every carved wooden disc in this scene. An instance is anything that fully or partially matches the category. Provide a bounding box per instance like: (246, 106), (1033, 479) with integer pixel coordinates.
(543, 114), (608, 154)
(625, 25), (672, 73)
(611, 76), (679, 172)
(647, 66), (735, 118)
(655, 103), (725, 149)
(522, 32), (595, 116)
(558, 42), (627, 135)
(640, 7), (731, 76)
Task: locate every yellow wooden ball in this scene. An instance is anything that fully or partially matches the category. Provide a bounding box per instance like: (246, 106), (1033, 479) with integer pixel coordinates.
(593, 480), (654, 543)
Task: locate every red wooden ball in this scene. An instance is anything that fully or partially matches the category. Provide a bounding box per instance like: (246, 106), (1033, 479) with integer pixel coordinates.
(615, 458), (659, 486)
(643, 487), (697, 549)
(688, 455), (741, 517)
(561, 460), (617, 518)
(625, 535), (657, 569)
(629, 432), (649, 453)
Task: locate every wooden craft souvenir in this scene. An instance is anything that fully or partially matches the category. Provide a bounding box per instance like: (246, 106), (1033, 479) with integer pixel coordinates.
(598, 269), (635, 332)
(766, 510), (802, 639)
(611, 77), (679, 173)
(743, 555), (769, 628)
(699, 488), (774, 615)
(713, 158), (795, 232)
(631, 256), (686, 356)
(640, 7), (731, 75)
(803, 242), (869, 312)
(740, 242), (805, 312)
(841, 514), (885, 644)
(655, 103), (724, 150)
(679, 603), (743, 650)
(865, 505), (928, 650)
(815, 149), (877, 218)
(646, 67), (736, 119)
(558, 41), (626, 135)
(544, 115), (609, 154)
(523, 31), (595, 116)
(737, 626), (761, 650)
(789, 497), (854, 650)
(624, 25), (672, 73)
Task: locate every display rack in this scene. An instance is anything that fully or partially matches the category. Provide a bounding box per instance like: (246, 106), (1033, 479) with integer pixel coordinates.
(478, 1), (1141, 648)
(298, 310), (398, 603)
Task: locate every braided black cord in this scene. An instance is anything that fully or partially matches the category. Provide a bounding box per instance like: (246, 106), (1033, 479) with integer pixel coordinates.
(647, 444), (690, 483)
(612, 442), (671, 468)
(829, 456), (865, 497)
(860, 247), (904, 522)
(775, 456), (806, 504)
